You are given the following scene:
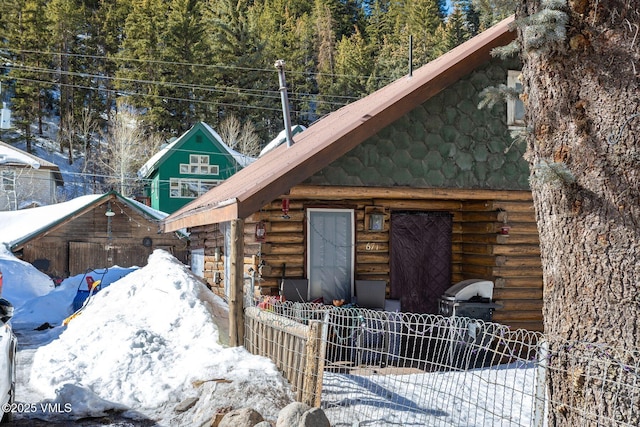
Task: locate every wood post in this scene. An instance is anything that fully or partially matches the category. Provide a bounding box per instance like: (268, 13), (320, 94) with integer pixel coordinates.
(229, 219), (245, 346)
(302, 320), (325, 407)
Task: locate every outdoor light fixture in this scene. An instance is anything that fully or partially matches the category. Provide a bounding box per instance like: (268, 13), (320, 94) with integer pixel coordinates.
(500, 218), (511, 235)
(255, 221), (267, 242)
(281, 198), (290, 219)
(105, 208), (115, 217)
(365, 206), (386, 232)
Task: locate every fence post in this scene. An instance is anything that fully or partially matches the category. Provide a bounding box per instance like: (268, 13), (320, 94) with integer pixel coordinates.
(302, 320), (324, 407)
(533, 339), (548, 427)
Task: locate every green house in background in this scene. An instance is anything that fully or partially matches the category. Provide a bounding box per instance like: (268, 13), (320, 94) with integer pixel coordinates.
(138, 122), (255, 214)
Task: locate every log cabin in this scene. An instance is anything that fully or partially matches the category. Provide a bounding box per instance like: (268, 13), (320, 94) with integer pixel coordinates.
(163, 16), (543, 332)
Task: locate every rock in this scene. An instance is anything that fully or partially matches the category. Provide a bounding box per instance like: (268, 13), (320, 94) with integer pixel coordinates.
(218, 407), (264, 427)
(174, 396), (199, 413)
(276, 402), (311, 427)
(210, 405), (233, 427)
(299, 407), (330, 427)
(254, 422), (273, 427)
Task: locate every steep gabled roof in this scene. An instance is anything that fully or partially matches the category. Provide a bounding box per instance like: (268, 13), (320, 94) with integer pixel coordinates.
(137, 122), (255, 179)
(163, 16), (516, 232)
(259, 124), (307, 157)
(0, 140), (64, 186)
(0, 191), (175, 251)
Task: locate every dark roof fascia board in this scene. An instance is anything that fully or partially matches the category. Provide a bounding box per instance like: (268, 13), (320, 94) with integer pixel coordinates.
(162, 16), (516, 232)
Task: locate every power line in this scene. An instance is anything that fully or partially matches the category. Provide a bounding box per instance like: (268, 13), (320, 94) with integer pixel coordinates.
(8, 76), (290, 114)
(4, 48), (393, 83)
(7, 63), (360, 106)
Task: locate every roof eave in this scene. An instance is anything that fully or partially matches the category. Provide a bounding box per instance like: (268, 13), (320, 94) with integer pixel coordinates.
(161, 16), (516, 231)
(163, 198), (239, 231)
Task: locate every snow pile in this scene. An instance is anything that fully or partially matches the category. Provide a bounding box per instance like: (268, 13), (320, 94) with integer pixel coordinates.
(29, 250), (294, 423)
(11, 265), (138, 329)
(0, 245), (54, 305)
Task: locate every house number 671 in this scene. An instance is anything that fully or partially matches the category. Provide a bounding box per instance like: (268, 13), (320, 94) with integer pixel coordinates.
(365, 243), (379, 251)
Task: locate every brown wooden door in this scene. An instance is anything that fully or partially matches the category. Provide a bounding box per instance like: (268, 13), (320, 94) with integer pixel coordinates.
(69, 242), (108, 276)
(389, 212), (452, 314)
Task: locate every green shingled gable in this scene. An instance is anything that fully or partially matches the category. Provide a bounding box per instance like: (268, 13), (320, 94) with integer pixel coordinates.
(306, 57), (529, 190)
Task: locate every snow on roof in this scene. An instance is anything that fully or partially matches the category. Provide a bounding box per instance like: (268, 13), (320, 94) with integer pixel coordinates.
(137, 122), (255, 178)
(259, 124), (306, 157)
(137, 138), (178, 178)
(0, 193), (169, 249)
(0, 142), (41, 168)
(201, 122), (256, 168)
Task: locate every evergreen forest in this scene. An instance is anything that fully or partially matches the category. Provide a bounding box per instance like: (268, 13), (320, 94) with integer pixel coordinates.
(0, 0), (512, 165)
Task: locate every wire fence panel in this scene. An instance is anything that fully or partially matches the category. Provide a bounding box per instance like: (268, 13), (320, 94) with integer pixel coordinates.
(541, 340), (640, 426)
(244, 298), (640, 426)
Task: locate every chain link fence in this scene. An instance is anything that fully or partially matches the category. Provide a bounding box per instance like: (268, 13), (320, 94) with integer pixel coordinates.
(244, 296), (640, 426)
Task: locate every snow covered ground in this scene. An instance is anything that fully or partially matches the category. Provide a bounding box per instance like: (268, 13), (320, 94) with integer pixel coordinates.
(0, 187), (541, 426)
(2, 248), (295, 425)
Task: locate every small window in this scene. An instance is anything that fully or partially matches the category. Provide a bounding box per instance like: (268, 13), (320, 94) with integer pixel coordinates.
(169, 179), (180, 197)
(507, 70), (525, 128)
(169, 178), (219, 198)
(182, 154), (215, 175)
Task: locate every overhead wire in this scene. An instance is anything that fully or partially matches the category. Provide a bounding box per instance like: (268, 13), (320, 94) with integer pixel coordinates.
(8, 75), (292, 113)
(6, 63), (363, 105)
(4, 47), (393, 84)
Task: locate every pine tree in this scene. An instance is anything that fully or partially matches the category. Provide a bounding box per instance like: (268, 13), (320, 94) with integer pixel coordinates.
(441, 2), (471, 53)
(246, 0), (317, 138)
(371, 0), (445, 86)
(1, 0), (53, 153)
(317, 27), (373, 115)
(116, 0), (168, 134)
(205, 0), (269, 139)
(149, 0), (210, 134)
(47, 0), (85, 162)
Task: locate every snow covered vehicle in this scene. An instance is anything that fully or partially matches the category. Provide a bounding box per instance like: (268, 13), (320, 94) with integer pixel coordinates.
(0, 271), (17, 424)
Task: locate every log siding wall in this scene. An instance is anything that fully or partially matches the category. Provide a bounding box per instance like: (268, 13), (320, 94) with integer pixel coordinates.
(16, 200), (189, 277)
(190, 186), (543, 331)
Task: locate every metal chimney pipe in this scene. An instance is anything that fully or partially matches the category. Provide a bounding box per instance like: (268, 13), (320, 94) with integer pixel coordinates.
(408, 35), (413, 77)
(274, 59), (294, 147)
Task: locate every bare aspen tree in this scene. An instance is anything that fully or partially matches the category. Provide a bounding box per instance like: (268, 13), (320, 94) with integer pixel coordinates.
(218, 115), (261, 158)
(99, 111), (146, 196)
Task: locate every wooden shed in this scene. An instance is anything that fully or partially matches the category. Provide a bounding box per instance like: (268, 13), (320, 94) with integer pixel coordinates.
(2, 191), (188, 278)
(163, 17), (543, 332)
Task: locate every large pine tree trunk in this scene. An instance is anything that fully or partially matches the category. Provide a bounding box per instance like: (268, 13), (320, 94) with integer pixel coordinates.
(518, 0), (640, 424)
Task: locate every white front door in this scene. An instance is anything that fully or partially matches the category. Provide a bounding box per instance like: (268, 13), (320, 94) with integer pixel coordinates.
(307, 208), (354, 304)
